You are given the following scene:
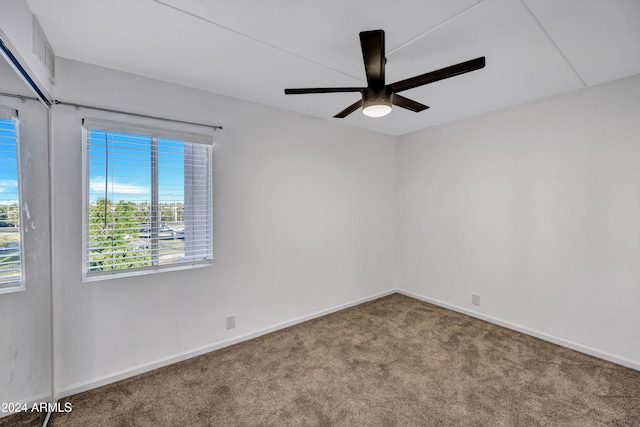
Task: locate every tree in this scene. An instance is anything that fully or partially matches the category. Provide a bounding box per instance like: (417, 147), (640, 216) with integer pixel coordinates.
(0, 205), (8, 227)
(88, 198), (150, 271)
(0, 203), (18, 227)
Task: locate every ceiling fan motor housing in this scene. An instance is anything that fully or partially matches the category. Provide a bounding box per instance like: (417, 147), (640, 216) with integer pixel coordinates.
(363, 86), (393, 107)
(362, 86), (393, 117)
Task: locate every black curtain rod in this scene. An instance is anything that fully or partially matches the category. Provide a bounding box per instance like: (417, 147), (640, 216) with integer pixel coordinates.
(0, 91), (41, 103)
(54, 100), (223, 131)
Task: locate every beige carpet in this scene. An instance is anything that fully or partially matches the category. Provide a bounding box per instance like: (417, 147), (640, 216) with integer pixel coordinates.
(0, 411), (45, 427)
(8, 293), (640, 426)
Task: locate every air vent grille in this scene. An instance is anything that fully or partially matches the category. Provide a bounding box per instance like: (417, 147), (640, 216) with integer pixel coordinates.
(32, 16), (55, 83)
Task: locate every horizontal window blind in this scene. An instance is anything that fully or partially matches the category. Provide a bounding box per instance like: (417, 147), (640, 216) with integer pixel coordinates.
(83, 119), (213, 278)
(0, 108), (22, 287)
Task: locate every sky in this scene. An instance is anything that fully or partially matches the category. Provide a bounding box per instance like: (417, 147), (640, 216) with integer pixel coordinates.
(2, 125), (191, 207)
(88, 130), (185, 205)
(0, 118), (19, 205)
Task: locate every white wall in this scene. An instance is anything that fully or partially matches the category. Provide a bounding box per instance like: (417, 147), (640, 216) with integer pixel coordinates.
(0, 0), (53, 98)
(0, 58), (52, 408)
(397, 74), (640, 369)
(50, 59), (640, 397)
(51, 58), (397, 395)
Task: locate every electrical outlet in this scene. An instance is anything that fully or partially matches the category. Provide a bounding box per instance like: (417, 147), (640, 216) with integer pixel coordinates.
(226, 315), (236, 330)
(472, 294), (480, 306)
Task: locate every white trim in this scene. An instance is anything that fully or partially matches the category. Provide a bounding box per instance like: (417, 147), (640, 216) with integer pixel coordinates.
(0, 283), (25, 294)
(0, 106), (17, 119)
(81, 122), (214, 281)
(397, 289), (640, 371)
(0, 112), (25, 290)
(82, 260), (212, 282)
(82, 118), (213, 145)
(54, 289), (396, 399)
(80, 125), (89, 282)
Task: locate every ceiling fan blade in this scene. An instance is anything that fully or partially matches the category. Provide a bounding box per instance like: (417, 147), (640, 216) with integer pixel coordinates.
(285, 87), (365, 95)
(334, 99), (363, 118)
(359, 30), (386, 87)
(391, 57), (486, 93)
(392, 94), (429, 112)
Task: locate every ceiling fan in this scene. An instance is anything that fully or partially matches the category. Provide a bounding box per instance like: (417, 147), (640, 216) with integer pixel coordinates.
(284, 29), (485, 118)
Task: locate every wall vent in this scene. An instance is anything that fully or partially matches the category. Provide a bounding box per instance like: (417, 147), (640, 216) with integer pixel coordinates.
(32, 15), (55, 83)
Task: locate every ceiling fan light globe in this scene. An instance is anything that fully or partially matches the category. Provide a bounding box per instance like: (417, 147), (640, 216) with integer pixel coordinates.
(363, 101), (392, 117)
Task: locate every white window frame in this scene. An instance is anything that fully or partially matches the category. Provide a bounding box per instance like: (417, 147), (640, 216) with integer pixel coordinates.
(82, 118), (213, 282)
(0, 106), (25, 293)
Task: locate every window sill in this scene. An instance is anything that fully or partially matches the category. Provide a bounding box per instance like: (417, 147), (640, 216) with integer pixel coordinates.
(82, 260), (212, 283)
(0, 283), (26, 294)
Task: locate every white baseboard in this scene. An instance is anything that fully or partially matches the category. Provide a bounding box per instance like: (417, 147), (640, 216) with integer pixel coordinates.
(56, 289), (396, 399)
(397, 289), (640, 371)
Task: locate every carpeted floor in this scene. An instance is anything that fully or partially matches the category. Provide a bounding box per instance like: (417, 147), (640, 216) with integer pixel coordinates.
(7, 293), (640, 426)
(0, 411), (46, 427)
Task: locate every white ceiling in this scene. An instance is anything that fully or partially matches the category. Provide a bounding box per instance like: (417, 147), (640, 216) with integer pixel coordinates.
(26, 0), (640, 136)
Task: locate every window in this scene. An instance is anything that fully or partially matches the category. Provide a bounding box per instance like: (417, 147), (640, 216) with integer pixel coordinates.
(83, 119), (213, 280)
(0, 107), (22, 290)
